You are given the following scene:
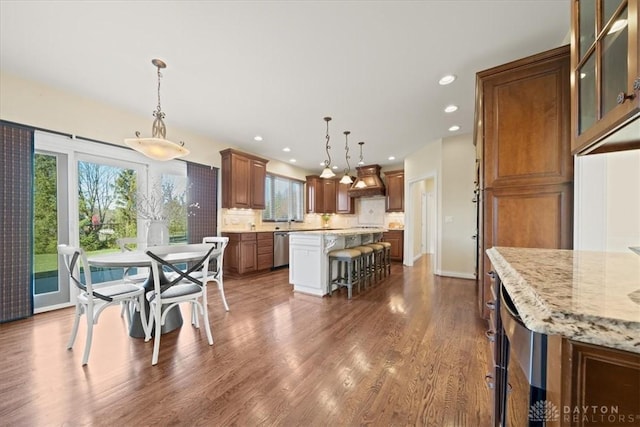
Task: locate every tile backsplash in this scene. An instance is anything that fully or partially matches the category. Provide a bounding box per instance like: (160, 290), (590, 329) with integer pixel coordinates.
(221, 196), (404, 231)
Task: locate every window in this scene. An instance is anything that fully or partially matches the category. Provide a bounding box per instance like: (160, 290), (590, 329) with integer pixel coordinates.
(262, 174), (303, 222)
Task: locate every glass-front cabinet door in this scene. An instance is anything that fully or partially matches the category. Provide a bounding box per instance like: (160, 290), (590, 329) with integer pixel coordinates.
(571, 0), (640, 154)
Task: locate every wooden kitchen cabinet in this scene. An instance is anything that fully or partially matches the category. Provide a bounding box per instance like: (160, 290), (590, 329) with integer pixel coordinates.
(571, 0), (640, 154)
(256, 232), (274, 271)
(306, 175), (354, 214)
(382, 230), (404, 261)
(562, 340), (640, 427)
(222, 232), (257, 276)
(384, 170), (404, 212)
(220, 149), (268, 209)
(475, 45), (574, 319)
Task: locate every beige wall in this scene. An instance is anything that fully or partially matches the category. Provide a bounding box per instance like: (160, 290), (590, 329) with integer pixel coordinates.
(0, 70), (310, 178)
(404, 134), (476, 278)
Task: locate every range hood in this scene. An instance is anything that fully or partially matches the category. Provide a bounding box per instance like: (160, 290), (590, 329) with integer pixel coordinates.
(348, 164), (386, 198)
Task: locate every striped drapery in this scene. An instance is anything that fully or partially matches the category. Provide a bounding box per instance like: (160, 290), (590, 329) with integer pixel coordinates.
(187, 162), (218, 244)
(0, 122), (34, 322)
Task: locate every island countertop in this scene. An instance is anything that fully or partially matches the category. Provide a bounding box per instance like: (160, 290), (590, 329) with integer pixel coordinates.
(486, 247), (640, 354)
(289, 227), (386, 235)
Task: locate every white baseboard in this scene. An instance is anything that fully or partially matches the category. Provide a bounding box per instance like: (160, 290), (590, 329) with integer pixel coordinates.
(436, 270), (476, 280)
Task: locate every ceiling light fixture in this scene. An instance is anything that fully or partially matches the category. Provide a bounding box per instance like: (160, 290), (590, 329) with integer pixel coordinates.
(254, 135), (263, 141)
(339, 131), (353, 184)
(439, 74), (457, 85)
(357, 141), (365, 165)
(283, 147), (291, 152)
(444, 105), (458, 113)
(449, 125), (461, 132)
(319, 116), (335, 178)
(125, 59), (189, 161)
(354, 141), (367, 188)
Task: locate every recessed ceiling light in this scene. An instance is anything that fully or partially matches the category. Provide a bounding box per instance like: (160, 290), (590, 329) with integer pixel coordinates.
(388, 156), (395, 161)
(444, 105), (458, 113)
(332, 165), (338, 170)
(283, 147), (291, 152)
(439, 74), (456, 85)
(449, 125), (461, 132)
(289, 158), (296, 163)
(254, 135), (263, 141)
(320, 162), (326, 166)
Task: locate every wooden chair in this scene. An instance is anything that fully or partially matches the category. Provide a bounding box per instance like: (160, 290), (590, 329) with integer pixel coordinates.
(144, 243), (217, 365)
(58, 244), (148, 365)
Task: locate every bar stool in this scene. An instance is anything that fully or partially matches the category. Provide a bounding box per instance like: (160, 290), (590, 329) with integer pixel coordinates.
(365, 243), (385, 283)
(378, 241), (392, 277)
(352, 245), (374, 289)
(328, 248), (362, 299)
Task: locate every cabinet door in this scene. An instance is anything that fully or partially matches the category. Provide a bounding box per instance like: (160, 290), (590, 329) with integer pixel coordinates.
(322, 179), (336, 213)
(336, 180), (354, 214)
(562, 340), (640, 427)
(306, 176), (324, 214)
(571, 0), (640, 154)
(239, 241), (257, 274)
(383, 231), (403, 261)
(385, 171), (404, 212)
(251, 160), (267, 209)
(231, 154), (252, 208)
(222, 234), (240, 276)
(482, 46), (572, 189)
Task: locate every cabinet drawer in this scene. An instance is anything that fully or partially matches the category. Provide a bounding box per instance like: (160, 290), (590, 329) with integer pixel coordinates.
(257, 232), (273, 241)
(257, 253), (272, 270)
(257, 245), (273, 255)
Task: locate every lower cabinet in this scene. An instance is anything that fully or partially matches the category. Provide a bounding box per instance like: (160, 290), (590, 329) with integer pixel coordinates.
(562, 340), (640, 427)
(382, 230), (404, 261)
(257, 232), (274, 271)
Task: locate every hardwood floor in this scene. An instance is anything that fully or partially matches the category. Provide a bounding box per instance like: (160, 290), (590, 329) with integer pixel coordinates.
(0, 255), (492, 426)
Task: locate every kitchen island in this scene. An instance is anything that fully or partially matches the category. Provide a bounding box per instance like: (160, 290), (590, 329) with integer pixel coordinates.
(289, 228), (385, 296)
(486, 247), (640, 427)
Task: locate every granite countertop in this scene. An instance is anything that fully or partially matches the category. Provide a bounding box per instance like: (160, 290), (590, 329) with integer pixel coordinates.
(486, 247), (640, 354)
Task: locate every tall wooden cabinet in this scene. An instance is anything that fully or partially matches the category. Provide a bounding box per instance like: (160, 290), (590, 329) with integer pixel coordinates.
(384, 170), (404, 212)
(220, 149), (268, 209)
(475, 45), (574, 319)
(306, 176), (354, 214)
(571, 0), (640, 154)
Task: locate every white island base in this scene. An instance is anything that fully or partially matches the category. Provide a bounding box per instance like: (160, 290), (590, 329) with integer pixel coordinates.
(288, 228), (385, 297)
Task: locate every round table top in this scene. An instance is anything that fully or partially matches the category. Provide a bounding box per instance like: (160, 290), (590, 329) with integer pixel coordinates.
(88, 248), (221, 268)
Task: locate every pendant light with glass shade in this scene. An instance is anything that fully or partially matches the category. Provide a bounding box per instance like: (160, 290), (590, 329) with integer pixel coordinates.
(354, 141), (367, 188)
(125, 59), (190, 161)
(339, 131), (353, 184)
(319, 116), (335, 178)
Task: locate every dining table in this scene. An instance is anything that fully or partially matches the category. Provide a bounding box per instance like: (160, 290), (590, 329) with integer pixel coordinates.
(87, 247), (221, 338)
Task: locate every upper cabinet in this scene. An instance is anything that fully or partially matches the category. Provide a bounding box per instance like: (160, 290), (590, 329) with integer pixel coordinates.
(306, 176), (354, 214)
(571, 0), (640, 154)
(220, 149), (268, 209)
(384, 170), (404, 212)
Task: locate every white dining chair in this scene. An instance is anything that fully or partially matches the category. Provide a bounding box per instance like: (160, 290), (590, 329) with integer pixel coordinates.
(116, 237), (148, 318)
(58, 244), (148, 365)
(202, 236), (230, 311)
(144, 243), (217, 365)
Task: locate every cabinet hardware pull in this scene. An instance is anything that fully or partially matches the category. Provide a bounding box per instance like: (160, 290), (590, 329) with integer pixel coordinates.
(617, 91), (636, 104)
(485, 330), (496, 342)
(485, 374), (495, 389)
(486, 301), (496, 311)
(487, 271), (496, 279)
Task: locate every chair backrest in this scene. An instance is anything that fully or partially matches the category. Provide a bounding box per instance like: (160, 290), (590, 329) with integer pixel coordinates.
(57, 244), (112, 302)
(202, 236), (229, 277)
(144, 243), (218, 296)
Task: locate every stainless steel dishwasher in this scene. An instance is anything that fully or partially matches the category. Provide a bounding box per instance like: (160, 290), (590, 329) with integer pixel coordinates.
(273, 231), (290, 268)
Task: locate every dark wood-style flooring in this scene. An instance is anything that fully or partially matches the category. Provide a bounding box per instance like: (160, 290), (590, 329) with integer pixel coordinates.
(0, 255), (492, 426)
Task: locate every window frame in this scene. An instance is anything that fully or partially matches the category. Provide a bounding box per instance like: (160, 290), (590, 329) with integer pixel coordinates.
(262, 172), (304, 222)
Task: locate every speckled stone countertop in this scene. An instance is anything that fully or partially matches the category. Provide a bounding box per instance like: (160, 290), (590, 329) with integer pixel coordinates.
(486, 247), (640, 354)
(289, 228), (386, 235)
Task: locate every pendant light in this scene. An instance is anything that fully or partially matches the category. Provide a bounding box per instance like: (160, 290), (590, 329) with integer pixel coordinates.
(319, 116), (335, 178)
(354, 141), (367, 188)
(339, 131), (353, 184)
(125, 59), (190, 161)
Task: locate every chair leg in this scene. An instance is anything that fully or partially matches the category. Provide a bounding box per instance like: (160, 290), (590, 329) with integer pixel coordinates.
(201, 300), (214, 345)
(81, 306), (94, 366)
(215, 279), (230, 312)
(67, 304), (82, 350)
(151, 304), (162, 365)
(137, 294), (149, 339)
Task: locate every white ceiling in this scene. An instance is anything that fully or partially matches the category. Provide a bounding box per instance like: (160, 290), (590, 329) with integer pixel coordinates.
(0, 1), (570, 172)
